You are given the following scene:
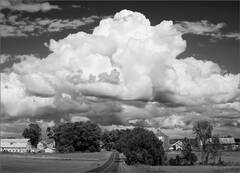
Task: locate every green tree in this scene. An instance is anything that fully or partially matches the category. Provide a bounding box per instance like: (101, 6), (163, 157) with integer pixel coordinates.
(101, 130), (119, 151)
(22, 123), (41, 148)
(193, 121), (213, 165)
(181, 138), (197, 165)
(47, 121), (101, 153)
(206, 135), (222, 164)
(114, 128), (165, 165)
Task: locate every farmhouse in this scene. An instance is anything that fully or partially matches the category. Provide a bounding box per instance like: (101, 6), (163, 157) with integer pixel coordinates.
(0, 138), (31, 153)
(37, 139), (55, 153)
(219, 136), (236, 151)
(169, 140), (183, 151)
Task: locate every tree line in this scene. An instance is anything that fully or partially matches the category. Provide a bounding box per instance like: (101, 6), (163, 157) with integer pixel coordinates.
(22, 121), (165, 165)
(22, 120), (223, 165)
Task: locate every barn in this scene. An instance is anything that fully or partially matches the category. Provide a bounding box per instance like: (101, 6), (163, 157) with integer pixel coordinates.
(219, 136), (236, 151)
(0, 138), (31, 153)
(169, 140), (183, 151)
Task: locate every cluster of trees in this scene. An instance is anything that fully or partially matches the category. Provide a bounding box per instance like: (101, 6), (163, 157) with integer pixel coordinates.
(22, 121), (101, 152)
(169, 120), (223, 166)
(22, 123), (41, 148)
(46, 121), (101, 152)
(22, 122), (165, 165)
(22, 120), (222, 166)
(193, 121), (222, 165)
(102, 128), (165, 165)
(169, 138), (197, 165)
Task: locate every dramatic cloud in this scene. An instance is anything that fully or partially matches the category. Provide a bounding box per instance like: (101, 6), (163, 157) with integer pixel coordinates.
(0, 54), (38, 71)
(0, 14), (100, 37)
(1, 10), (240, 138)
(1, 9), (240, 115)
(175, 20), (240, 40)
(0, 0), (60, 13)
(123, 101), (240, 137)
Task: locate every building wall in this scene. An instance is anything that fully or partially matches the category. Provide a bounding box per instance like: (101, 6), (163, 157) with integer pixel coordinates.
(0, 138), (30, 153)
(1, 147), (27, 153)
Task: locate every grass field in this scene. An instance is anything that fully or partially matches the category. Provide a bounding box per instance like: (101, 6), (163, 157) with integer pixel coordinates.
(137, 165), (240, 173)
(0, 151), (112, 173)
(136, 151), (240, 173)
(1, 151), (240, 173)
(167, 151), (240, 163)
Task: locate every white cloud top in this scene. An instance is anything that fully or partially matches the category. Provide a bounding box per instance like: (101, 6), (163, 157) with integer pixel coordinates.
(1, 10), (240, 117)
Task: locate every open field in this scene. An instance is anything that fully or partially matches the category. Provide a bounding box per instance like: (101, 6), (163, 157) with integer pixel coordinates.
(167, 151), (240, 163)
(0, 151), (111, 173)
(1, 151), (240, 173)
(137, 165), (240, 173)
(136, 151), (240, 173)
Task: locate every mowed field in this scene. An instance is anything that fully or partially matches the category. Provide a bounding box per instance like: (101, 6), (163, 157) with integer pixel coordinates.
(167, 151), (240, 163)
(137, 151), (240, 173)
(0, 151), (112, 173)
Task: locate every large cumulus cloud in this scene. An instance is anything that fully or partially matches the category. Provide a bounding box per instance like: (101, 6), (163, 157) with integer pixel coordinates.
(1, 9), (240, 120)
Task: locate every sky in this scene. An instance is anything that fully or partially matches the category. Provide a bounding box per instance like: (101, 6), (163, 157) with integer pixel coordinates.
(0, 0), (240, 139)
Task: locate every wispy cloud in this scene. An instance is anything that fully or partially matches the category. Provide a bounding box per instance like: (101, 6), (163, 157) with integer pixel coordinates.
(0, 13), (100, 37)
(223, 32), (240, 40)
(36, 16), (100, 32)
(0, 0), (60, 13)
(72, 5), (81, 8)
(175, 20), (240, 40)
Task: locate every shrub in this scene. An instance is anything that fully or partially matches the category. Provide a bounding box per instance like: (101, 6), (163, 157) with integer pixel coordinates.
(181, 138), (198, 165)
(47, 121), (101, 153)
(169, 158), (176, 165)
(111, 128), (165, 165)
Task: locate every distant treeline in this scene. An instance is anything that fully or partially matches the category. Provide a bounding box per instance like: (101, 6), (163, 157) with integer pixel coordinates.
(45, 121), (165, 165)
(22, 120), (223, 166)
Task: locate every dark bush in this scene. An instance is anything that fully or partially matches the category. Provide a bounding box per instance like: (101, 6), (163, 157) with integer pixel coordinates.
(181, 138), (198, 165)
(175, 155), (181, 165)
(103, 127), (165, 165)
(47, 121), (101, 153)
(169, 158), (176, 165)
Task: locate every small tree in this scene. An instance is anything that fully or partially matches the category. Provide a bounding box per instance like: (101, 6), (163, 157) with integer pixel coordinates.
(22, 123), (41, 148)
(193, 121), (213, 165)
(207, 135), (222, 165)
(114, 128), (165, 165)
(181, 138), (197, 165)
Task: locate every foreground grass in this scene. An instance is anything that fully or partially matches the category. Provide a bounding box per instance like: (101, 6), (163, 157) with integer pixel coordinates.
(137, 165), (240, 173)
(136, 151), (240, 173)
(167, 151), (240, 164)
(0, 151), (111, 173)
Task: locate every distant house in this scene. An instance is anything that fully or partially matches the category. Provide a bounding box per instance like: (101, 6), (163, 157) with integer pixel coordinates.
(37, 139), (55, 153)
(37, 141), (46, 151)
(219, 136), (236, 151)
(169, 140), (183, 151)
(219, 137), (235, 144)
(168, 138), (199, 151)
(155, 129), (169, 151)
(46, 140), (55, 150)
(0, 138), (31, 153)
(44, 147), (55, 153)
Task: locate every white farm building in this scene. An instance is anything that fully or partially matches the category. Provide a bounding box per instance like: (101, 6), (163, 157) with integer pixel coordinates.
(0, 138), (31, 153)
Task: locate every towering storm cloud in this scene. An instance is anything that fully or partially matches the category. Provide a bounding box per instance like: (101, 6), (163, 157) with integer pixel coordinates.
(1, 10), (240, 117)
